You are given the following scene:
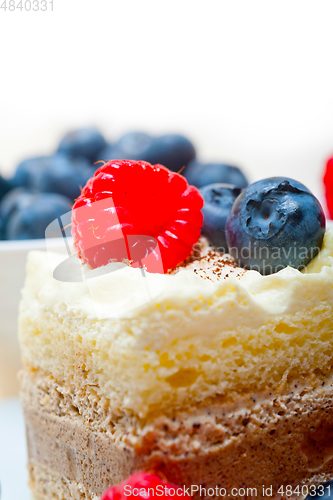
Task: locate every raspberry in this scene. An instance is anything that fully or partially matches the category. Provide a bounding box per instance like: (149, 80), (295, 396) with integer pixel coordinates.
(101, 472), (190, 500)
(324, 155), (333, 218)
(71, 160), (203, 273)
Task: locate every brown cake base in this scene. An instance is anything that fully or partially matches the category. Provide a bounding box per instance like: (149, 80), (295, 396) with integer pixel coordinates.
(20, 367), (333, 500)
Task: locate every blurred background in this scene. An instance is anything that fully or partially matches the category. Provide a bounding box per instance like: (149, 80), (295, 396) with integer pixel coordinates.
(0, 1), (333, 497)
(1, 0), (333, 198)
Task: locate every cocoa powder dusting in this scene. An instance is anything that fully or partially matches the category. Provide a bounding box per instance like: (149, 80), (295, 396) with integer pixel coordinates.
(169, 237), (246, 282)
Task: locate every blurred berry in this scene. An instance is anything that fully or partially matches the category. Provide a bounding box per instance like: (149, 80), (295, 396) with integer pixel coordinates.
(0, 216), (5, 240)
(97, 132), (195, 172)
(200, 183), (242, 252)
(96, 145), (126, 164)
(101, 471), (190, 500)
(96, 143), (115, 164)
(11, 156), (49, 189)
(323, 155), (333, 218)
(0, 188), (37, 228)
(6, 192), (71, 240)
(30, 154), (92, 201)
(57, 127), (107, 163)
(143, 133), (196, 171)
(116, 131), (154, 159)
(96, 132), (154, 163)
(0, 174), (11, 202)
(184, 160), (248, 189)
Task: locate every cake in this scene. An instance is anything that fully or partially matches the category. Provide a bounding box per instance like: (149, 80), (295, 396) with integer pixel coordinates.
(18, 161), (333, 499)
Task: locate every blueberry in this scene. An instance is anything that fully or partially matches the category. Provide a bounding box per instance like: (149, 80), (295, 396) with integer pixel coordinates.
(96, 132), (154, 164)
(0, 216), (5, 240)
(184, 160), (248, 189)
(11, 156), (49, 189)
(57, 127), (107, 163)
(116, 131), (154, 159)
(143, 134), (196, 172)
(200, 183), (242, 252)
(30, 154), (92, 201)
(0, 174), (11, 201)
(6, 192), (71, 240)
(96, 143), (116, 163)
(9, 154), (91, 206)
(0, 188), (37, 228)
(97, 132), (195, 172)
(226, 177), (326, 275)
(305, 480), (333, 500)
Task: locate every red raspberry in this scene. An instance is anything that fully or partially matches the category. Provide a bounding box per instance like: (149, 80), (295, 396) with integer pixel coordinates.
(324, 155), (333, 218)
(101, 472), (190, 500)
(71, 160), (203, 273)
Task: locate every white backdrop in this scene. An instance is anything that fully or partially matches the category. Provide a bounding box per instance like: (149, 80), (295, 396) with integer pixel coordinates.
(0, 0), (333, 204)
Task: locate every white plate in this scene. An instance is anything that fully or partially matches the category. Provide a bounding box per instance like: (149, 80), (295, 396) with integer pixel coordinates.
(0, 397), (29, 500)
(0, 237), (67, 399)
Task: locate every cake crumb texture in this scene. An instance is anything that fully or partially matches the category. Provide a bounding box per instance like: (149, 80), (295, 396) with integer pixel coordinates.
(21, 368), (333, 500)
